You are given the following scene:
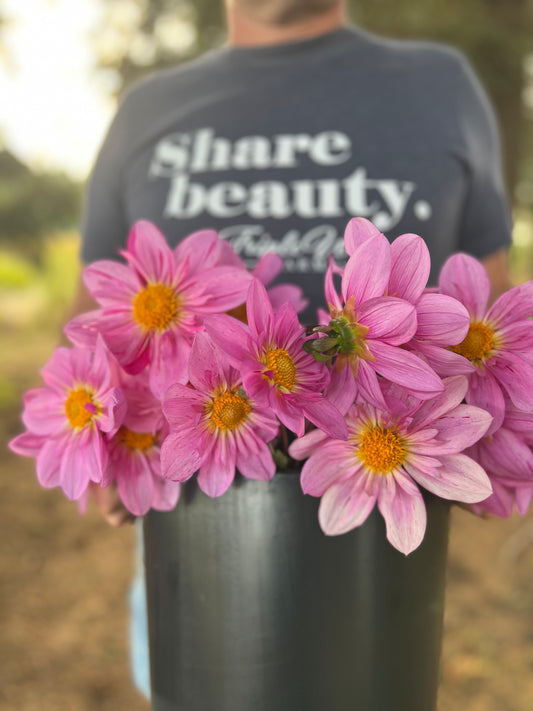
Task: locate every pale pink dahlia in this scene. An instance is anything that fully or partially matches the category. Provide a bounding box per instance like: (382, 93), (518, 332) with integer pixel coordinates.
(322, 229), (444, 408)
(9, 338), (126, 500)
(205, 279), (347, 439)
(160, 332), (279, 497)
(103, 377), (180, 516)
(289, 376), (492, 554)
(66, 220), (252, 398)
(439, 253), (533, 433)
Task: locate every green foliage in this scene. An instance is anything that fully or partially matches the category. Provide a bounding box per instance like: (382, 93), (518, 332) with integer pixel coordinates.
(0, 151), (82, 261)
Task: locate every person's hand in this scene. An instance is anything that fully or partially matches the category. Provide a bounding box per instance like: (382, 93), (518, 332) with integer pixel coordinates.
(90, 482), (136, 527)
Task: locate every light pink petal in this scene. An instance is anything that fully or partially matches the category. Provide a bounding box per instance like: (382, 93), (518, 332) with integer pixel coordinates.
(36, 438), (62, 488)
(204, 314), (251, 367)
(471, 482), (515, 518)
(160, 430), (203, 482)
(302, 398), (348, 440)
(377, 472), (427, 555)
(438, 253), (489, 319)
(410, 341), (475, 377)
(152, 476), (181, 511)
(60, 428), (107, 499)
(267, 284), (308, 314)
(426, 404), (492, 454)
(485, 428), (533, 480)
(22, 390), (66, 436)
(246, 279), (273, 339)
(466, 369), (505, 436)
(288, 428), (330, 461)
(149, 332), (191, 400)
(359, 297), (417, 345)
(235, 438), (275, 481)
(174, 229), (223, 274)
(9, 431), (45, 457)
(486, 281), (533, 326)
(272, 396), (306, 437)
(116, 455), (155, 516)
(252, 252), (283, 285)
(410, 375), (468, 430)
(300, 440), (358, 496)
(125, 220), (175, 284)
(83, 260), (141, 302)
(324, 257), (343, 312)
(163, 385), (205, 426)
(497, 320), (533, 352)
(97, 386), (127, 434)
(324, 364), (357, 415)
(515, 486), (533, 516)
(354, 360), (387, 408)
(196, 267), (254, 312)
(409, 453), (492, 503)
(389, 233), (430, 302)
(41, 347), (74, 391)
(342, 233), (391, 306)
(63, 311), (101, 348)
(415, 294), (470, 345)
(343, 217), (382, 255)
(318, 475), (377, 535)
(197, 436), (236, 497)
(489, 352), (533, 412)
(370, 341), (444, 398)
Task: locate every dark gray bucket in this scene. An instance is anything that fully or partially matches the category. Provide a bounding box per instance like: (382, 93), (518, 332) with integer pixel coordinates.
(143, 471), (450, 711)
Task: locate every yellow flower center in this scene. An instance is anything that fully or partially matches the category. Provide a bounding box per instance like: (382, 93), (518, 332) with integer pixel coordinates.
(357, 425), (406, 474)
(118, 427), (157, 451)
(210, 391), (251, 431)
(132, 283), (179, 331)
(451, 321), (495, 363)
(265, 348), (296, 391)
(64, 387), (97, 429)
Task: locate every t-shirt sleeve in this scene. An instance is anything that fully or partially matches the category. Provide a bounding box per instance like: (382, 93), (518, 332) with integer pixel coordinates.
(80, 95), (131, 264)
(455, 55), (512, 257)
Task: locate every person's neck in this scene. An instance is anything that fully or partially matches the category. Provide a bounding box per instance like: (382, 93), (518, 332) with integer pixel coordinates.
(226, 4), (346, 48)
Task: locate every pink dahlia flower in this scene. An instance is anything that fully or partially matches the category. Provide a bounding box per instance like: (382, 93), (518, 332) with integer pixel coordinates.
(289, 375), (492, 555)
(323, 229), (444, 408)
(66, 221), (252, 398)
(103, 377), (180, 516)
(9, 338), (126, 501)
(160, 332), (279, 497)
(439, 253), (533, 434)
(205, 279), (348, 439)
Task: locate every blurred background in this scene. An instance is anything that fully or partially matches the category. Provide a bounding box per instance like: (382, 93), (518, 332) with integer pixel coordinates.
(1, 1), (533, 709)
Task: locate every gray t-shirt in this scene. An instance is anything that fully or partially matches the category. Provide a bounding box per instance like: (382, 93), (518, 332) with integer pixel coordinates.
(81, 26), (511, 320)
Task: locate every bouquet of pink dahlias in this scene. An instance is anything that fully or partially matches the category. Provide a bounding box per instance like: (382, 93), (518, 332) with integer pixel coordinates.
(9, 217), (533, 555)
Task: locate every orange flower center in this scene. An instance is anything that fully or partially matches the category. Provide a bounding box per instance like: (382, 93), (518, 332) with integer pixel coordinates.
(357, 425), (406, 474)
(64, 387), (97, 429)
(118, 427), (157, 451)
(265, 348), (296, 392)
(451, 321), (494, 363)
(132, 283), (179, 331)
(210, 391), (251, 431)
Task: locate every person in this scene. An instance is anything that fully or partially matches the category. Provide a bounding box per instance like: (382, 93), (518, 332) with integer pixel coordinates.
(68, 0), (513, 697)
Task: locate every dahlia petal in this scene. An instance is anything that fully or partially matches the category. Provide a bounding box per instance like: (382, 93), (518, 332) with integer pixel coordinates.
(359, 297), (417, 345)
(471, 482), (515, 518)
(252, 252), (283, 285)
(174, 229), (223, 274)
(160, 431), (203, 482)
(484, 428), (533, 480)
(410, 453), (492, 503)
(497, 320), (533, 352)
(288, 428), (330, 461)
(325, 257), (343, 312)
(22, 390), (66, 436)
(83, 260), (141, 301)
(300, 440), (358, 496)
(466, 370), (505, 436)
(324, 364), (357, 414)
(438, 253), (489, 319)
(197, 437), (236, 497)
(302, 398), (348, 440)
(389, 233), (430, 303)
(414, 293), (470, 345)
(149, 332), (191, 400)
(97, 386), (127, 434)
(9, 431), (45, 457)
(410, 375), (468, 431)
(266, 284), (308, 314)
(370, 341), (444, 398)
(125, 220), (175, 284)
(204, 314), (251, 367)
(342, 233), (391, 306)
(196, 267), (254, 312)
(515, 486), (533, 516)
(354, 360), (386, 408)
(63, 311), (101, 348)
(152, 476), (181, 512)
(246, 279), (273, 339)
(429, 404), (492, 454)
(60, 428), (106, 499)
(343, 217), (382, 255)
(116, 455), (155, 516)
(236, 439), (275, 481)
(486, 281), (533, 326)
(318, 475), (377, 535)
(410, 341), (475, 377)
(36, 438), (62, 488)
(273, 396), (306, 437)
(41, 347), (75, 391)
(489, 351), (533, 412)
(377, 472), (426, 555)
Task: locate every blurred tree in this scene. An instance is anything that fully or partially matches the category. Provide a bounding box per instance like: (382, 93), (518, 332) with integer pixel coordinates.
(93, 0), (533, 194)
(0, 151), (82, 262)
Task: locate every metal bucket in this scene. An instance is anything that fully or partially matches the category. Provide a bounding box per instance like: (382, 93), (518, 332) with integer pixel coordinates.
(143, 471), (450, 711)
